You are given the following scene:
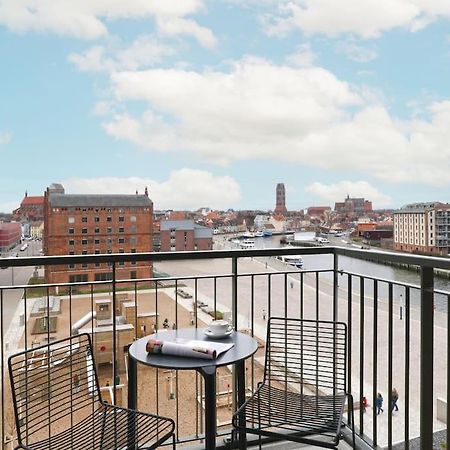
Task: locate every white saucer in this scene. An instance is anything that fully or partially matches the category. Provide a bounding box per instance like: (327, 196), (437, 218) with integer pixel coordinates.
(204, 328), (233, 339)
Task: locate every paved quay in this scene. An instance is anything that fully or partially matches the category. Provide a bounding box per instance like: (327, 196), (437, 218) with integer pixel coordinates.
(156, 248), (448, 449)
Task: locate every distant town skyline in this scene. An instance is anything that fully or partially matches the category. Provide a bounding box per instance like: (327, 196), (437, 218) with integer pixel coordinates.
(2, 2), (450, 212)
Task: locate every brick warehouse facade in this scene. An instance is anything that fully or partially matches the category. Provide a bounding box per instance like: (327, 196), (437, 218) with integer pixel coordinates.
(44, 189), (153, 286)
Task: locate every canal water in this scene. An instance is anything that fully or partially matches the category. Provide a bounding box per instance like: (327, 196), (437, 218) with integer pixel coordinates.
(252, 234), (450, 312)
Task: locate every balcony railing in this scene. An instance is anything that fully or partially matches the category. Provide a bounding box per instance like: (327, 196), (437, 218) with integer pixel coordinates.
(0, 245), (449, 449)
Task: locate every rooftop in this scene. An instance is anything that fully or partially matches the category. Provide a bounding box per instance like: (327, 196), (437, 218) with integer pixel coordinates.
(48, 193), (153, 208)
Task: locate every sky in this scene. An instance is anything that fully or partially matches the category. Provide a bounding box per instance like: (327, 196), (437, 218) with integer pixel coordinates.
(1, 0), (450, 213)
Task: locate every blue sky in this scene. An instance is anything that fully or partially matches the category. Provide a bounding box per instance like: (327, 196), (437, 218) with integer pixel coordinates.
(1, 0), (450, 213)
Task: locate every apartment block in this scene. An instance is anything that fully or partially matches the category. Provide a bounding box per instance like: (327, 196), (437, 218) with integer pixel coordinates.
(0, 222), (22, 252)
(393, 202), (450, 255)
(44, 188), (153, 285)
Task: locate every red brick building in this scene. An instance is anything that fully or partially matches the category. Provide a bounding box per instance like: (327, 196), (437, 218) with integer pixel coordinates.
(0, 222), (22, 252)
(307, 206), (331, 218)
(44, 189), (153, 285)
(160, 220), (212, 252)
(13, 193), (44, 222)
(274, 183), (287, 215)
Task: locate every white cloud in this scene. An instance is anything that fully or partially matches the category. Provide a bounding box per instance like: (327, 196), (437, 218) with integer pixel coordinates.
(100, 58), (450, 187)
(62, 169), (241, 210)
(0, 0), (215, 46)
(263, 0), (450, 38)
(306, 181), (392, 209)
(0, 131), (11, 145)
(0, 200), (19, 214)
(69, 35), (175, 72)
(336, 40), (377, 62)
(285, 43), (316, 67)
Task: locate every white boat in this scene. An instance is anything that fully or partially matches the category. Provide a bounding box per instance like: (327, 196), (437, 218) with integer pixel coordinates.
(254, 231), (264, 237)
(263, 229), (273, 237)
(242, 232), (255, 238)
(240, 239), (255, 249)
(276, 255), (303, 268)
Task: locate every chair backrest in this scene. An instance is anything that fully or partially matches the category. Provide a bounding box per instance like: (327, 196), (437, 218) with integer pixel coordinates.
(8, 334), (102, 446)
(264, 318), (347, 394)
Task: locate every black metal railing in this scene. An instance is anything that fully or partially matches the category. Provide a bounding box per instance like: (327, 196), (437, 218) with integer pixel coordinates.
(0, 245), (449, 449)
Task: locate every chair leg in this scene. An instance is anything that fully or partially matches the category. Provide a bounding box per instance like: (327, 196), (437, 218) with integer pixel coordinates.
(172, 433), (176, 450)
(347, 393), (356, 449)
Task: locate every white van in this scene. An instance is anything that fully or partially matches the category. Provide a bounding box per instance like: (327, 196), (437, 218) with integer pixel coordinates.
(315, 237), (330, 244)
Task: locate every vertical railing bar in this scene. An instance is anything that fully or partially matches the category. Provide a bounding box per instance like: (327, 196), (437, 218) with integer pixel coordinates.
(405, 286), (411, 450)
(359, 276), (365, 436)
(420, 267), (434, 450)
(213, 277), (217, 320)
(333, 253), (338, 321)
(69, 285), (74, 444)
(284, 272), (288, 317)
(195, 277), (199, 438)
(46, 285), (51, 441)
(231, 257), (238, 416)
(156, 277), (159, 417)
(372, 280), (378, 447)
(112, 262), (117, 406)
(134, 280), (138, 341)
(347, 274), (352, 425)
(388, 282), (393, 449)
(251, 274), (255, 393)
(300, 272), (304, 319)
(24, 286), (28, 445)
(175, 279), (179, 441)
(315, 272), (319, 320)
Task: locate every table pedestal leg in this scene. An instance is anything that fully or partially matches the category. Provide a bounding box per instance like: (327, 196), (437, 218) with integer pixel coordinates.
(127, 355), (138, 450)
(236, 360), (247, 450)
(199, 366), (217, 450)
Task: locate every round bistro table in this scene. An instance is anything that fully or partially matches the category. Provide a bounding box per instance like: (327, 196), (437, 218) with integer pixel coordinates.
(128, 328), (258, 450)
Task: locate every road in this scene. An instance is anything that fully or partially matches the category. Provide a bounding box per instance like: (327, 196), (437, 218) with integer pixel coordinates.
(0, 239), (42, 330)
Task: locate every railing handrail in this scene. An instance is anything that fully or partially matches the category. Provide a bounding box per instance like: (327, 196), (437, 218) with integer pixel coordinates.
(2, 244), (450, 270)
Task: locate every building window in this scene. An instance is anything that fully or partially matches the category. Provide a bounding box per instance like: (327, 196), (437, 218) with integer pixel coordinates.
(69, 240), (75, 246)
(69, 228), (75, 235)
(130, 237), (137, 245)
(94, 239), (100, 245)
(95, 228), (100, 234)
(130, 226), (136, 233)
(68, 251), (75, 269)
(81, 239), (87, 245)
(131, 248), (136, 265)
(82, 217), (87, 223)
(69, 274), (88, 283)
(107, 216), (112, 222)
(130, 215), (136, 222)
(118, 238), (125, 244)
(107, 208), (112, 213)
(119, 216), (124, 222)
(95, 273), (112, 281)
(130, 271), (137, 279)
(95, 217), (100, 222)
(82, 228), (88, 234)
(107, 227), (112, 234)
(119, 227), (124, 233)
(68, 217), (75, 224)
(107, 238), (113, 245)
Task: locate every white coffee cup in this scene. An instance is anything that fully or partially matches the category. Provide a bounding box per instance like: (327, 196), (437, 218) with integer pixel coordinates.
(208, 320), (232, 336)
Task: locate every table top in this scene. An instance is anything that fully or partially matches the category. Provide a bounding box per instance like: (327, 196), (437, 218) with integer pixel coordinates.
(129, 328), (258, 370)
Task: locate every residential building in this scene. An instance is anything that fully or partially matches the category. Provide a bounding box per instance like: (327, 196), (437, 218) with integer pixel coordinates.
(307, 206), (331, 218)
(43, 188), (153, 285)
(0, 222), (21, 252)
(394, 202), (450, 254)
(160, 220), (213, 251)
(274, 183), (287, 215)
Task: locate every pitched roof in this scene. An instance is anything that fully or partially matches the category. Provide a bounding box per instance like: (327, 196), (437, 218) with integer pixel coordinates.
(48, 194), (152, 208)
(22, 196), (44, 206)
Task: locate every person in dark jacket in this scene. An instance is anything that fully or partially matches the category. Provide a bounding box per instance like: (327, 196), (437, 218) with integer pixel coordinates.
(391, 388), (399, 412)
(376, 393), (384, 414)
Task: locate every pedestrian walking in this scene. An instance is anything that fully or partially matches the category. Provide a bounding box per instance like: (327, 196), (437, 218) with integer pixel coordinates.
(376, 393), (384, 414)
(361, 396), (368, 413)
(73, 374), (80, 393)
(391, 388), (399, 412)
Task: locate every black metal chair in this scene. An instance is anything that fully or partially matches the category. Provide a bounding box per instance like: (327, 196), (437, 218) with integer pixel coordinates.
(8, 334), (175, 450)
(231, 317), (355, 449)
